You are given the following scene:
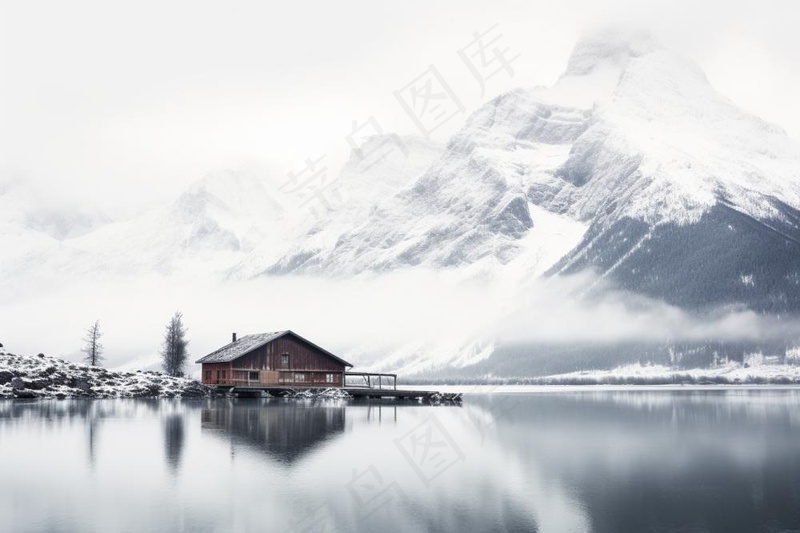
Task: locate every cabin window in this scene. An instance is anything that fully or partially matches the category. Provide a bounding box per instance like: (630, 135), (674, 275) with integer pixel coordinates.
(222, 370), (226, 380)
(205, 370), (211, 380)
(281, 353), (290, 369)
(294, 373), (306, 383)
(325, 374), (335, 383)
(249, 371), (259, 381)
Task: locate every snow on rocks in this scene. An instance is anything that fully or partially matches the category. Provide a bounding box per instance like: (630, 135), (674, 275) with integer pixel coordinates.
(0, 352), (211, 399)
(317, 388), (352, 399)
(279, 388), (352, 399)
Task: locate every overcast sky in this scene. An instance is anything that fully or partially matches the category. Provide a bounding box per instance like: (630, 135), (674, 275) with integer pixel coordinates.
(2, 0), (799, 215)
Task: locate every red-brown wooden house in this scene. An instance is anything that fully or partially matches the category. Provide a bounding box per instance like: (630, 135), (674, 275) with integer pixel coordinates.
(196, 330), (352, 388)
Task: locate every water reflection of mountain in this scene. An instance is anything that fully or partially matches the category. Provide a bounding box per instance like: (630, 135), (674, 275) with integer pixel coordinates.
(201, 400), (346, 463)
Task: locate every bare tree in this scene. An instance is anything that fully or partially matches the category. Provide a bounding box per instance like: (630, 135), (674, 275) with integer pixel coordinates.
(82, 320), (104, 366)
(161, 311), (189, 377)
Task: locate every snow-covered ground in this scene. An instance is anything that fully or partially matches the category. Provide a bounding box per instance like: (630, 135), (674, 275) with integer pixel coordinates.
(0, 352), (209, 399)
(504, 362), (800, 385)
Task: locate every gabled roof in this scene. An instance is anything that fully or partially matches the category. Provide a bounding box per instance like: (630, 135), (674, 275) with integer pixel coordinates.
(195, 330), (352, 367)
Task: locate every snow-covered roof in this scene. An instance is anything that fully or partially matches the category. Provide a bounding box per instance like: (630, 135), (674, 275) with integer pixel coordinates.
(195, 330), (352, 367)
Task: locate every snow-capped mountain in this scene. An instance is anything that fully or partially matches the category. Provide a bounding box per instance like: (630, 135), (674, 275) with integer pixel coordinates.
(263, 30), (800, 312)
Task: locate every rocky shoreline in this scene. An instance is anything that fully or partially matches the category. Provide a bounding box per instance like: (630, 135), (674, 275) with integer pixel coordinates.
(0, 351), (211, 399)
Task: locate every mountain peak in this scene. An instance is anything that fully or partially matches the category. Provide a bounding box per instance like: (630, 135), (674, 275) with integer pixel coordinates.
(563, 28), (658, 77)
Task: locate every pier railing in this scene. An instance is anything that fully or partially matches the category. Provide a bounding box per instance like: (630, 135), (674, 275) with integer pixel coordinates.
(345, 372), (397, 390)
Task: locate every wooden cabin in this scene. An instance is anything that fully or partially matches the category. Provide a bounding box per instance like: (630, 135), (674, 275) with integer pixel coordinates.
(196, 330), (352, 388)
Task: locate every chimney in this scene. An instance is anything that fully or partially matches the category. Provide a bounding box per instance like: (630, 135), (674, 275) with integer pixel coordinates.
(232, 332), (237, 343)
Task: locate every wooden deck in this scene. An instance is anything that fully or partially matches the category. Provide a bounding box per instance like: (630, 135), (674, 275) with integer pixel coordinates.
(212, 385), (461, 402)
(210, 371), (460, 401)
(344, 388), (458, 401)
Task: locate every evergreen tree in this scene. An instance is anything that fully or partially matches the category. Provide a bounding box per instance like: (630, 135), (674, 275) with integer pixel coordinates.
(161, 311), (189, 377)
(82, 320), (105, 366)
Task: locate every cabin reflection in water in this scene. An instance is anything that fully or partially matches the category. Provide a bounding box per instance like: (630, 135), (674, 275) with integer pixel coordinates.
(201, 401), (346, 463)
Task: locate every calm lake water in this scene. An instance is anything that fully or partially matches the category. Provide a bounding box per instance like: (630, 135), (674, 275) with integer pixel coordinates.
(2, 389), (800, 533)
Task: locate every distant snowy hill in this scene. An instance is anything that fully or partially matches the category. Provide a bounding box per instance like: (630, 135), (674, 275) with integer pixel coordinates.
(0, 179), (111, 297)
(1, 170), (286, 285)
(0, 178), (111, 241)
(0, 180), (60, 265)
(67, 169), (289, 277)
(0, 135), (442, 285)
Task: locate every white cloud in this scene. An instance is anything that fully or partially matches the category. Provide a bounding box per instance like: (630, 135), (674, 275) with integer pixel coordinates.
(0, 270), (795, 372)
(2, 0), (798, 212)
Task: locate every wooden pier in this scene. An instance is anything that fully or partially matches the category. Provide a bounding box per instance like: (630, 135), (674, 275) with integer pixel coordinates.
(346, 387), (460, 401)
